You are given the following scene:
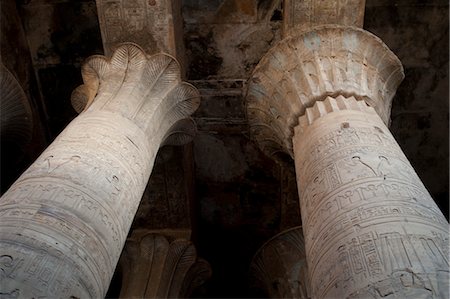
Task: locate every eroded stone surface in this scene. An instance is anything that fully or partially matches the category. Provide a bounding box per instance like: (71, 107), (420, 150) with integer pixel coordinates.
(283, 0), (366, 37)
(0, 43), (200, 298)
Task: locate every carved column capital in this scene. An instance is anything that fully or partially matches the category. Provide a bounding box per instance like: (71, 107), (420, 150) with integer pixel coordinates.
(250, 227), (309, 299)
(0, 63), (33, 148)
(71, 43), (199, 146)
(119, 232), (212, 298)
(246, 25), (404, 159)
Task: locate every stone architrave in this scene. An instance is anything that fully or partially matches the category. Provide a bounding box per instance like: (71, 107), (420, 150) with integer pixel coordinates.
(246, 25), (449, 298)
(283, 0), (366, 37)
(0, 43), (200, 298)
(251, 226), (309, 299)
(96, 0), (185, 70)
(118, 231), (212, 298)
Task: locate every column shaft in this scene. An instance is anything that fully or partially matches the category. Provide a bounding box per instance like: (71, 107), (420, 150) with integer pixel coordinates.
(0, 44), (200, 298)
(293, 96), (449, 298)
(246, 25), (449, 298)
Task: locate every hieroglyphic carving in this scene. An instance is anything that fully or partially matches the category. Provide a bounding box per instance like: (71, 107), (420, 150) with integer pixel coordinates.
(292, 96), (449, 298)
(283, 0), (366, 37)
(0, 44), (200, 298)
(118, 232), (211, 298)
(96, 0), (185, 68)
(246, 25), (404, 160)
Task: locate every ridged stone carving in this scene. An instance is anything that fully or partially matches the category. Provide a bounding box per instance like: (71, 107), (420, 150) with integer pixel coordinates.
(71, 42), (199, 146)
(246, 25), (404, 159)
(0, 43), (200, 298)
(250, 227), (309, 298)
(119, 233), (212, 298)
(0, 63), (33, 148)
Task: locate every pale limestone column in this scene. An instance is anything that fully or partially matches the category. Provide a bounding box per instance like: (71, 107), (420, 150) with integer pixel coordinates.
(250, 227), (309, 299)
(246, 25), (449, 298)
(0, 43), (200, 298)
(118, 230), (211, 298)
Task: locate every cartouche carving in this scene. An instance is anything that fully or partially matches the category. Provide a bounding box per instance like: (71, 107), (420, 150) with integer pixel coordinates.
(0, 43), (200, 298)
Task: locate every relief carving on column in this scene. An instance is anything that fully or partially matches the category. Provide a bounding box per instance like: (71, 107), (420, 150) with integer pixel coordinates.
(0, 43), (200, 298)
(293, 96), (449, 298)
(0, 63), (33, 150)
(246, 25), (404, 160)
(118, 232), (212, 298)
(250, 227), (309, 299)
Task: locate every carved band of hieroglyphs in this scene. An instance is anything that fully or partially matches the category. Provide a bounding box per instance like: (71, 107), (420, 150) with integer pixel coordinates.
(299, 125), (405, 173)
(0, 44), (200, 298)
(311, 230), (449, 298)
(97, 0), (171, 54)
(301, 153), (424, 211)
(1, 181), (122, 262)
(293, 106), (449, 298)
(284, 0), (365, 32)
(0, 235), (100, 298)
(304, 181), (447, 244)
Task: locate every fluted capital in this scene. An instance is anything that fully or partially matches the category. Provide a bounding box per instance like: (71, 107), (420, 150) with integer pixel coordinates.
(250, 227), (309, 299)
(119, 233), (211, 298)
(246, 25), (404, 159)
(0, 63), (33, 148)
(71, 43), (200, 146)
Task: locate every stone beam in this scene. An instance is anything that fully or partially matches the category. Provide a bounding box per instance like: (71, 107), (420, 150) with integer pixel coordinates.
(283, 0), (366, 37)
(96, 0), (186, 73)
(0, 43), (200, 298)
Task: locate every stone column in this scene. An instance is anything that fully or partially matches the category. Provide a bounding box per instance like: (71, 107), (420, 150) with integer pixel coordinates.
(246, 25), (449, 298)
(250, 227), (309, 299)
(118, 230), (211, 298)
(0, 43), (200, 298)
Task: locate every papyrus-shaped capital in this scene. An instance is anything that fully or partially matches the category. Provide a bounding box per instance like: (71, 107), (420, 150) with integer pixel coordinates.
(72, 43), (200, 146)
(246, 25), (404, 159)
